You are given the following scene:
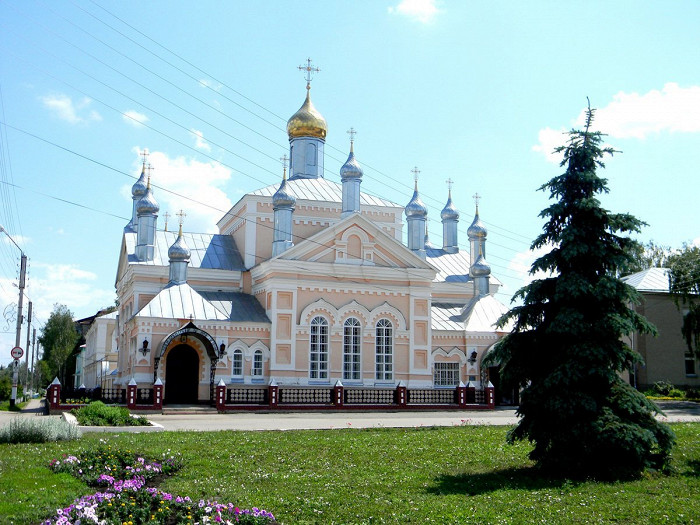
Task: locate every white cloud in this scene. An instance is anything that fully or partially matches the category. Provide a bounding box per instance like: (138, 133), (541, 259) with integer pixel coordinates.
(534, 83), (700, 162)
(507, 244), (557, 290)
(40, 94), (102, 124)
(123, 110), (149, 127)
(388, 0), (440, 24)
(127, 148), (232, 234)
(190, 129), (211, 152)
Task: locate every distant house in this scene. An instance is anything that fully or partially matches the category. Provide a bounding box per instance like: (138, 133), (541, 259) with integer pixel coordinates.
(622, 267), (699, 390)
(74, 310), (118, 390)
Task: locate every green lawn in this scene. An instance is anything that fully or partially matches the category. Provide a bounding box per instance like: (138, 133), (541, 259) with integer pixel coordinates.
(1, 423), (698, 524)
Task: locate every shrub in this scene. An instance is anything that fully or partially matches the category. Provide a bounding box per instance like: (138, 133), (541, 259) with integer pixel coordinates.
(685, 387), (700, 400)
(653, 381), (674, 396)
(0, 416), (81, 444)
(71, 401), (150, 426)
(668, 388), (685, 399)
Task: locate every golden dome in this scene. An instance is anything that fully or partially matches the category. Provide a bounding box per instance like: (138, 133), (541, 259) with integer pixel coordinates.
(287, 88), (327, 140)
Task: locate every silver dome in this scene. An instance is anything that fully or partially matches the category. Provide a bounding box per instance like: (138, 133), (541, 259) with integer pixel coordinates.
(405, 189), (428, 218)
(272, 178), (296, 209)
(340, 150), (363, 180)
(467, 210), (487, 238)
(440, 195), (459, 221)
(132, 166), (148, 198)
(168, 231), (190, 261)
(136, 188), (159, 215)
(470, 253), (491, 277)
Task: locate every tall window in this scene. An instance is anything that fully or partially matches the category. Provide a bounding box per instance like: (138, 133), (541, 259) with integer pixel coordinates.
(232, 349), (243, 378)
(434, 362), (460, 386)
(343, 318), (361, 381)
(252, 350), (263, 377)
(375, 319), (393, 381)
(686, 352), (697, 376)
(310, 316), (329, 380)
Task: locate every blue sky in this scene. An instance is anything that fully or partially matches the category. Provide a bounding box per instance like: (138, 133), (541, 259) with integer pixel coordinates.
(1, 0), (699, 364)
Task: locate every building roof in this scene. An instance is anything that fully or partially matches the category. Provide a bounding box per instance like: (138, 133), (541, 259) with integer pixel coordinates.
(251, 177), (401, 208)
(125, 230), (244, 270)
(622, 267), (670, 293)
(431, 294), (511, 333)
(198, 291), (270, 323)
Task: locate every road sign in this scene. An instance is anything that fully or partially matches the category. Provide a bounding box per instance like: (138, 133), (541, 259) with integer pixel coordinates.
(10, 346), (23, 360)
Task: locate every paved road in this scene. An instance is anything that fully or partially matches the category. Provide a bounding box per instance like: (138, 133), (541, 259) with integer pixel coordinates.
(2, 399), (698, 433)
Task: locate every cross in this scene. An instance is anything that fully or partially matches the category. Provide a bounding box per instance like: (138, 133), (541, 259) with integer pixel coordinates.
(280, 155), (288, 179)
(163, 211), (171, 232)
(298, 58), (320, 89)
(176, 209), (187, 228)
(411, 166), (421, 182)
(145, 164), (154, 188)
(473, 192), (481, 208)
(140, 149), (149, 166)
(347, 127), (357, 145)
(446, 178), (453, 193)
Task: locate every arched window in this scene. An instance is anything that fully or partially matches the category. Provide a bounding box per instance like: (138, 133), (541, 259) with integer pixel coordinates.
(232, 349), (243, 378)
(343, 318), (361, 381)
(375, 319), (393, 381)
(252, 350), (263, 377)
(310, 316), (329, 380)
(306, 143), (317, 167)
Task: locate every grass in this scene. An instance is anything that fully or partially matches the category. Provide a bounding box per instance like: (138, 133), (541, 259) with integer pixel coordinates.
(0, 399), (28, 411)
(0, 416), (80, 444)
(1, 423), (699, 524)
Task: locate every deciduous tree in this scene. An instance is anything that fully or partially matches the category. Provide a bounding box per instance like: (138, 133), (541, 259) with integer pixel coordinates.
(38, 304), (79, 386)
(490, 106), (674, 478)
(668, 243), (700, 356)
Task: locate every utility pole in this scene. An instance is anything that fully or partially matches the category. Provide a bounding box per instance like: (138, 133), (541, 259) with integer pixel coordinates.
(10, 254), (27, 408)
(24, 301), (32, 396)
(30, 328), (37, 397)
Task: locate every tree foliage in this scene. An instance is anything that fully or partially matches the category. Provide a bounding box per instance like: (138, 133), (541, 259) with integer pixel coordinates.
(38, 304), (79, 387)
(622, 240), (672, 276)
(668, 243), (700, 356)
(490, 107), (674, 478)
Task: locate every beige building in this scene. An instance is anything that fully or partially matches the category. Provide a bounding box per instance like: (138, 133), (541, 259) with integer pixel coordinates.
(113, 78), (510, 405)
(623, 267), (699, 390)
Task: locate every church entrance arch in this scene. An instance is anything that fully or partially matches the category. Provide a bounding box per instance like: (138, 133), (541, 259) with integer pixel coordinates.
(165, 345), (199, 404)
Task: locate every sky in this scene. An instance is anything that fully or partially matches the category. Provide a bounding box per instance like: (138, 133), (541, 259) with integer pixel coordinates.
(1, 0), (699, 366)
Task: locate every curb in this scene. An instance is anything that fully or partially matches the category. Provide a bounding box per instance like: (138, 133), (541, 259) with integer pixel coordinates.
(62, 412), (164, 433)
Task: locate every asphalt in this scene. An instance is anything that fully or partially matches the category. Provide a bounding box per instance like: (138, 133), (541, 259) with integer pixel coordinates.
(1, 399), (698, 433)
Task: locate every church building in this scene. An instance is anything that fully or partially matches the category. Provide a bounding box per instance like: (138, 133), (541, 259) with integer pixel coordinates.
(113, 63), (511, 405)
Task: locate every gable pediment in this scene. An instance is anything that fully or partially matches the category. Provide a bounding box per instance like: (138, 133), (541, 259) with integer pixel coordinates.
(277, 213), (434, 271)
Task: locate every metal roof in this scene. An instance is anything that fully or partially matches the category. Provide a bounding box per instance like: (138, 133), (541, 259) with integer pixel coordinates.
(125, 231), (244, 270)
(251, 177), (401, 208)
(426, 247), (471, 283)
(198, 291), (271, 323)
(431, 295), (511, 333)
(138, 282), (229, 320)
(431, 303), (466, 331)
(621, 267), (670, 292)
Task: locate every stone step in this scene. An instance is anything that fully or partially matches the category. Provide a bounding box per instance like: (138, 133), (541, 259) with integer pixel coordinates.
(161, 405), (218, 415)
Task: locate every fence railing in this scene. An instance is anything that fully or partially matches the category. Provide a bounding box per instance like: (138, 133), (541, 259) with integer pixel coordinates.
(46, 379), (163, 414)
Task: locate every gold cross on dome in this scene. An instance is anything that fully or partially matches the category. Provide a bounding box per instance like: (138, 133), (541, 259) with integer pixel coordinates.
(163, 211), (171, 232)
(473, 192), (481, 208)
(411, 166), (421, 182)
(347, 127), (357, 145)
(446, 178), (454, 192)
(298, 58), (320, 89)
(280, 155), (288, 178)
(140, 149), (149, 166)
(176, 209), (187, 228)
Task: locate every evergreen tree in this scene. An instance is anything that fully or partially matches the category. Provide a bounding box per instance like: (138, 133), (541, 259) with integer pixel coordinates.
(38, 304), (79, 386)
(490, 107), (674, 478)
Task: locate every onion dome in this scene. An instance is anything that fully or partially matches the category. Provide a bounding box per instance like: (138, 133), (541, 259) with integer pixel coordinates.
(340, 143), (363, 180)
(471, 253), (491, 277)
(286, 88), (327, 140)
(132, 164), (148, 198)
(168, 226), (190, 261)
(273, 172), (296, 209)
(467, 208), (487, 238)
(405, 181), (428, 218)
(440, 192), (459, 221)
(136, 180), (159, 215)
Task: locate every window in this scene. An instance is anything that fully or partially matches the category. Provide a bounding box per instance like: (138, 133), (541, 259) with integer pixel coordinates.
(343, 318), (361, 381)
(434, 362), (460, 386)
(252, 350), (263, 377)
(686, 352), (697, 376)
(232, 349), (243, 378)
(375, 319), (393, 381)
(310, 316), (329, 380)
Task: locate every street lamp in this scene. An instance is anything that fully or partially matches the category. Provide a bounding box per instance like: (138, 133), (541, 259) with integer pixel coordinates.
(140, 339), (150, 356)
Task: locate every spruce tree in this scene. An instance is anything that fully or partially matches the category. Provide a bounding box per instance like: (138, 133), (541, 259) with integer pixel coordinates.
(491, 107), (675, 478)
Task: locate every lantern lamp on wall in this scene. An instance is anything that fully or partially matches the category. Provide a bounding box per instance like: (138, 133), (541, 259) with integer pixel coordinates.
(468, 351), (477, 365)
(140, 338), (150, 356)
(219, 343), (227, 358)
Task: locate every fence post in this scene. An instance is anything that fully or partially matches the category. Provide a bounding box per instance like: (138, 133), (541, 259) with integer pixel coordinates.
(127, 378), (137, 410)
(268, 379), (279, 408)
(457, 381), (467, 408)
(396, 380), (407, 407)
(48, 377), (61, 411)
(485, 381), (495, 409)
(466, 380), (476, 405)
(216, 379), (227, 411)
(153, 377), (164, 410)
(333, 380), (344, 408)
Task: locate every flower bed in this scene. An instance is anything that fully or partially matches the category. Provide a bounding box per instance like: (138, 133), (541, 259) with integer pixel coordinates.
(44, 444), (275, 524)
